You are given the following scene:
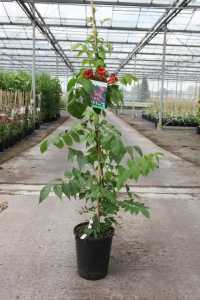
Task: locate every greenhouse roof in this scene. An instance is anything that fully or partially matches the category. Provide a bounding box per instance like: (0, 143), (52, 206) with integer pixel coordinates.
(0, 0), (200, 81)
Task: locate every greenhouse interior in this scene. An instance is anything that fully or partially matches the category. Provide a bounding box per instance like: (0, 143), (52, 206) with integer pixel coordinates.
(0, 0), (200, 299)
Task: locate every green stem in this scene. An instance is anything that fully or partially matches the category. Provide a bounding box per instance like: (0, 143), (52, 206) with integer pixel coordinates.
(91, 0), (98, 60)
(95, 121), (104, 221)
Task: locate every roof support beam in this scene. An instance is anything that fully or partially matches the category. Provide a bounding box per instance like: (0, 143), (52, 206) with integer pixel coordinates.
(1, 22), (200, 34)
(0, 64), (197, 80)
(1, 56), (200, 69)
(0, 46), (199, 58)
(1, 37), (200, 49)
(1, 53), (199, 65)
(1, 60), (199, 73)
(117, 0), (193, 72)
(3, 0), (199, 9)
(15, 0), (73, 71)
(1, 60), (200, 73)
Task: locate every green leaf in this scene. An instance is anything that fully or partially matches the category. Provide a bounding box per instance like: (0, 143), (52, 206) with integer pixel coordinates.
(67, 180), (80, 196)
(120, 74), (137, 86)
(117, 166), (130, 189)
(67, 90), (89, 119)
(128, 160), (141, 181)
(70, 130), (80, 143)
(79, 78), (93, 94)
(82, 59), (91, 66)
(100, 17), (111, 25)
(64, 171), (72, 178)
(68, 148), (87, 169)
(39, 184), (51, 203)
(106, 85), (123, 106)
(133, 145), (143, 156)
(67, 100), (86, 119)
(40, 139), (48, 153)
(140, 206), (150, 218)
(53, 184), (62, 200)
(53, 137), (64, 149)
(71, 43), (81, 51)
(67, 78), (76, 91)
(68, 147), (79, 161)
(62, 133), (73, 146)
(120, 199), (150, 218)
(62, 182), (71, 198)
(110, 136), (126, 163)
(77, 152), (87, 169)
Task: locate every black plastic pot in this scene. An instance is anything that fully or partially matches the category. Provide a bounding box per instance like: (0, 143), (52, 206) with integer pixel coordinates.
(0, 142), (4, 152)
(35, 122), (40, 130)
(9, 138), (15, 147)
(4, 139), (10, 149)
(196, 126), (200, 134)
(74, 222), (114, 280)
(26, 127), (34, 136)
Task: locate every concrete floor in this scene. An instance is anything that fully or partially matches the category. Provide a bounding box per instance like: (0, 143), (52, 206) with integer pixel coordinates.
(119, 111), (200, 167)
(0, 112), (200, 300)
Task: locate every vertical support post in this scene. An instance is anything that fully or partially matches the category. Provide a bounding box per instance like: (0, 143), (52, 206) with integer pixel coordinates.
(137, 80), (140, 101)
(32, 3), (36, 125)
(151, 80), (154, 101)
(175, 67), (178, 100)
(198, 81), (200, 102)
(134, 54), (137, 74)
(157, 77), (160, 101)
(134, 55), (137, 101)
(179, 78), (183, 100)
(195, 80), (198, 101)
(158, 27), (167, 129)
(56, 55), (59, 79)
(191, 80), (196, 114)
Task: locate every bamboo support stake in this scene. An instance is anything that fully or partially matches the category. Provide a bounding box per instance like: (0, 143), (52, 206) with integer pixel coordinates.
(91, 0), (102, 221)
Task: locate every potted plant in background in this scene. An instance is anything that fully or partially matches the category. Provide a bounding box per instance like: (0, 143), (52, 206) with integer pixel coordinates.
(39, 2), (161, 280)
(197, 100), (200, 134)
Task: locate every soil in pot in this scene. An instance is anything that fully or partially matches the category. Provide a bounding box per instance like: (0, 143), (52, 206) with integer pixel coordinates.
(74, 222), (114, 280)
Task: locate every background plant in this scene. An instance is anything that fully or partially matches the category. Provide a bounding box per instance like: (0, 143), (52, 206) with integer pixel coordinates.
(0, 71), (61, 121)
(37, 73), (61, 122)
(0, 71), (62, 151)
(197, 100), (200, 127)
(144, 99), (198, 126)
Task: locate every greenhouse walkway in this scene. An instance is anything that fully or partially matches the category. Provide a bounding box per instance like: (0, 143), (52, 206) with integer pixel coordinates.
(0, 112), (200, 300)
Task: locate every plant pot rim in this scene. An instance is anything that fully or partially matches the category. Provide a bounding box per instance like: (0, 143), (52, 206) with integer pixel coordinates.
(74, 221), (114, 241)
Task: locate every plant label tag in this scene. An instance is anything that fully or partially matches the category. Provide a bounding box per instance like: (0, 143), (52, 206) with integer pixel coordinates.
(91, 80), (107, 110)
(80, 233), (87, 240)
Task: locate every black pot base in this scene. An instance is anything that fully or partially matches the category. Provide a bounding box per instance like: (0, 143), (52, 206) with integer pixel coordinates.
(78, 270), (107, 281)
(74, 222), (114, 280)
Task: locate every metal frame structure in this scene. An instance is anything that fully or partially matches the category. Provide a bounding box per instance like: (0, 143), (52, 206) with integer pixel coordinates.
(0, 0), (200, 81)
(2, 0), (199, 9)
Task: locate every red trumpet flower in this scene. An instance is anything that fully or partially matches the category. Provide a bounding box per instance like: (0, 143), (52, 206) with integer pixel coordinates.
(96, 66), (107, 81)
(107, 73), (118, 85)
(83, 69), (94, 80)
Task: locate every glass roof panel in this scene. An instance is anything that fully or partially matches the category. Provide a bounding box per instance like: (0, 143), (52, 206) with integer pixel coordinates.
(0, 0), (199, 80)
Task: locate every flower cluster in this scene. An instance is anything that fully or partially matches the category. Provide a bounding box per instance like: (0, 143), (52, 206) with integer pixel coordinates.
(83, 67), (118, 85)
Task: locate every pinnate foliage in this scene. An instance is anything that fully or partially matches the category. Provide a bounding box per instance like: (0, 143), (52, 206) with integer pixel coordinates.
(40, 108), (162, 236)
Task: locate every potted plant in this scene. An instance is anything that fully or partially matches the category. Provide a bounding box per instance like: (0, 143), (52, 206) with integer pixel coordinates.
(0, 121), (5, 152)
(197, 100), (200, 134)
(39, 3), (161, 280)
